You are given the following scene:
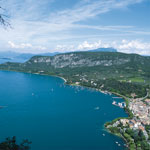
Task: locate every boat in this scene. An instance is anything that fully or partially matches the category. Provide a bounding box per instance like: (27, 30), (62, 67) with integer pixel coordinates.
(94, 107), (100, 110)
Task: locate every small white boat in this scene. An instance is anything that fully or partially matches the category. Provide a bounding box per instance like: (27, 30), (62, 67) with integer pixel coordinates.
(94, 107), (100, 110)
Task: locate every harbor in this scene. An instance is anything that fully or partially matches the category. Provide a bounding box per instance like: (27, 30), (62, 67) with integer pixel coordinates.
(112, 101), (126, 108)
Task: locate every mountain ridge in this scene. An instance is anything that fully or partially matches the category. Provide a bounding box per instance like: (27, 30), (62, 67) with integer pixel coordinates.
(0, 47), (117, 63)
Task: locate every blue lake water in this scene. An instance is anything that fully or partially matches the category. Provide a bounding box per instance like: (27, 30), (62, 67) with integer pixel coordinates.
(0, 71), (128, 150)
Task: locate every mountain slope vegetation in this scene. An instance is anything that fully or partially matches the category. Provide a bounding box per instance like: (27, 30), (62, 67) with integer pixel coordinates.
(0, 52), (150, 97)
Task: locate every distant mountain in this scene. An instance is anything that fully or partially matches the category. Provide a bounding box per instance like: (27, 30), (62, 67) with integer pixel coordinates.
(15, 52), (60, 59)
(40, 52), (60, 56)
(0, 51), (19, 58)
(0, 51), (60, 64)
(15, 53), (35, 59)
(0, 48), (117, 63)
(0, 51), (22, 63)
(88, 47), (117, 52)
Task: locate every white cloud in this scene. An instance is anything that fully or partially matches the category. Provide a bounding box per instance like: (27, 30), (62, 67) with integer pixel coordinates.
(7, 39), (150, 55)
(55, 41), (104, 52)
(55, 45), (75, 52)
(8, 41), (47, 51)
(49, 0), (144, 25)
(8, 41), (32, 49)
(54, 40), (150, 55)
(117, 40), (150, 55)
(78, 41), (102, 50)
(0, 0), (149, 54)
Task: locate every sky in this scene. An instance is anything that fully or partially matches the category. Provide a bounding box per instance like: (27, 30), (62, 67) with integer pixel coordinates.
(0, 0), (150, 55)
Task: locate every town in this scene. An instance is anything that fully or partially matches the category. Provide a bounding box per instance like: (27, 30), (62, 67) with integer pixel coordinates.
(105, 93), (150, 149)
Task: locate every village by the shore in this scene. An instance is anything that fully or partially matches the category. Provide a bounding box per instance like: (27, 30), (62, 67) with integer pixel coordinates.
(106, 91), (150, 149)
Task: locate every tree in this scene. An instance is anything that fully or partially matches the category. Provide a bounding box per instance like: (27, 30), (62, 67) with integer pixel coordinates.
(0, 5), (10, 27)
(0, 136), (31, 150)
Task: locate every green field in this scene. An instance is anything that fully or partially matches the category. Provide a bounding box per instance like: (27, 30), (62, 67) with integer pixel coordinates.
(120, 77), (145, 83)
(129, 77), (145, 83)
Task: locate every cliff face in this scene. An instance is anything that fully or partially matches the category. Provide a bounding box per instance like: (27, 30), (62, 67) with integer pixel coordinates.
(1, 52), (150, 72)
(24, 52), (147, 69)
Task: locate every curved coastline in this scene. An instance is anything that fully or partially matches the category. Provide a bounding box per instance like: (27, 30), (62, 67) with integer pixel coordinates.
(36, 73), (131, 149)
(0, 70), (129, 148)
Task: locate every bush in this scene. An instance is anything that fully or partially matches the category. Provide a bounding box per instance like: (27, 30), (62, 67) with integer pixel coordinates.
(0, 137), (31, 150)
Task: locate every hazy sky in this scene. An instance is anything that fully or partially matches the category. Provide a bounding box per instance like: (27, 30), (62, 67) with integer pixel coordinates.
(0, 0), (150, 54)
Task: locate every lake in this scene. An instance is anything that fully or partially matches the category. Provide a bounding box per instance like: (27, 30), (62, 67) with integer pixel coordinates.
(0, 71), (128, 150)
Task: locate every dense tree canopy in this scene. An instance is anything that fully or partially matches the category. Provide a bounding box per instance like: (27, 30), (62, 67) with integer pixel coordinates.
(0, 137), (31, 150)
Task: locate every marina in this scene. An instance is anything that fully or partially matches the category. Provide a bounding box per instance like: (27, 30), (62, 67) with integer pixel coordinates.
(112, 101), (126, 108)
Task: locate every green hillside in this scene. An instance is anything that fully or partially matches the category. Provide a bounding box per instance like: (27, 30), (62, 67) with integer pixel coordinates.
(0, 52), (150, 98)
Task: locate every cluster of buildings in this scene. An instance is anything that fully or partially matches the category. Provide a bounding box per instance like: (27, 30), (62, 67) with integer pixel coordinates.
(107, 97), (150, 141)
(120, 118), (149, 139)
(120, 118), (145, 131)
(129, 98), (150, 125)
(111, 118), (145, 132)
(117, 98), (150, 139)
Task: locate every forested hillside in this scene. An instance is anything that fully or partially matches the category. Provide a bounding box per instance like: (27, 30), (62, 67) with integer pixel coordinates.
(0, 52), (150, 97)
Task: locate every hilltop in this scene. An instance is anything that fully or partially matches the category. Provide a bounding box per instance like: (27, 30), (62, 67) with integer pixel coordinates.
(0, 48), (117, 64)
(88, 47), (117, 52)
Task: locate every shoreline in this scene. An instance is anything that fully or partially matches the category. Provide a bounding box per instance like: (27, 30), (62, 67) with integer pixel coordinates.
(0, 70), (129, 148)
(54, 76), (67, 83)
(34, 72), (130, 148)
(56, 77), (131, 149)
